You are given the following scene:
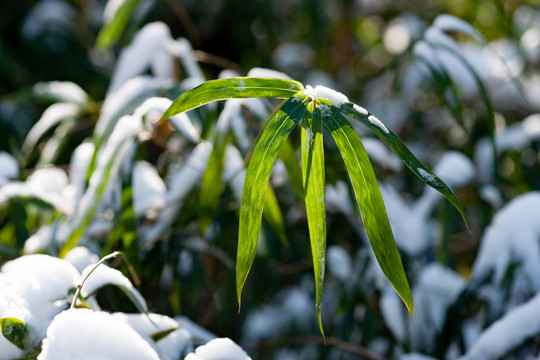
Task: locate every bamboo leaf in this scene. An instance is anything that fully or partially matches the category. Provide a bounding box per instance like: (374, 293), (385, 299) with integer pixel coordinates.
(339, 103), (467, 226)
(96, 0), (141, 49)
(0, 317), (28, 350)
(278, 138), (304, 199)
(323, 104), (413, 316)
(263, 186), (289, 247)
(301, 101), (326, 335)
(237, 95), (308, 309)
(159, 78), (303, 121)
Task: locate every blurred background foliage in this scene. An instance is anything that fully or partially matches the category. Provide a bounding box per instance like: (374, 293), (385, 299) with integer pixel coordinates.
(2, 0), (540, 359)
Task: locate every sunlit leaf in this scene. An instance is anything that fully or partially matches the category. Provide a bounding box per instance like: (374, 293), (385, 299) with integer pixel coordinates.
(301, 101), (326, 335)
(96, 0), (141, 49)
(323, 103), (413, 316)
(237, 95), (308, 309)
(339, 102), (467, 226)
(0, 317), (28, 350)
(263, 186), (289, 247)
(159, 78), (303, 121)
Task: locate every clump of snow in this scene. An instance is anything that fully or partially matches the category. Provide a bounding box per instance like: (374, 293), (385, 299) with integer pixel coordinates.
(417, 168), (435, 183)
(112, 313), (191, 360)
(432, 151), (475, 188)
(459, 293), (540, 360)
(303, 85), (349, 107)
(361, 138), (403, 171)
(185, 338), (252, 360)
(38, 309), (160, 360)
(64, 246), (100, 273)
(326, 245), (352, 281)
(353, 104), (368, 115)
(132, 161), (166, 219)
(0, 255), (80, 357)
(33, 81), (89, 106)
(22, 103), (81, 155)
(247, 67), (292, 80)
(471, 192), (540, 291)
(0, 152), (19, 185)
(367, 114), (389, 134)
(79, 263), (148, 312)
(326, 181), (354, 215)
(433, 14), (484, 41)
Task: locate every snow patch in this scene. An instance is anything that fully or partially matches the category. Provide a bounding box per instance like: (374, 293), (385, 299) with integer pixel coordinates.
(303, 85), (348, 107)
(368, 115), (389, 134)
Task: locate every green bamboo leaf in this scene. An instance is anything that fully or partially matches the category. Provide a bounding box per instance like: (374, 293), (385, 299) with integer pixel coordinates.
(199, 133), (227, 233)
(0, 317), (28, 350)
(263, 186), (289, 247)
(278, 138), (304, 200)
(339, 103), (467, 226)
(96, 0), (141, 49)
(237, 95), (308, 309)
(159, 78), (303, 121)
(301, 101), (326, 335)
(323, 104), (413, 316)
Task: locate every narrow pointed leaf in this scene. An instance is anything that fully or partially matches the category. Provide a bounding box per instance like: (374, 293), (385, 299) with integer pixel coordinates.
(301, 101), (326, 335)
(323, 104), (413, 316)
(278, 138), (304, 199)
(160, 78), (303, 120)
(96, 0), (141, 49)
(339, 103), (467, 226)
(0, 317), (28, 350)
(263, 186), (289, 247)
(237, 95), (308, 309)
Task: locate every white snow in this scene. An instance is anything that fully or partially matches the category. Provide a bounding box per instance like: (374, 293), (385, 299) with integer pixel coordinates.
(361, 138), (403, 171)
(417, 168), (435, 183)
(303, 85), (349, 107)
(353, 104), (368, 115)
(22, 103), (81, 155)
(38, 309), (160, 360)
(432, 150), (475, 188)
(64, 246), (100, 273)
(0, 152), (19, 185)
(433, 14), (484, 41)
(460, 293), (540, 360)
(108, 22), (174, 94)
(380, 286), (407, 342)
(185, 338), (251, 360)
(21, 0), (75, 42)
(112, 313), (191, 360)
(471, 192), (540, 291)
(132, 161), (166, 219)
(384, 20), (411, 55)
(33, 81), (89, 106)
(0, 255), (80, 357)
(247, 67), (292, 80)
(326, 245), (352, 281)
(79, 263), (148, 312)
(367, 114), (390, 134)
(103, 0), (127, 23)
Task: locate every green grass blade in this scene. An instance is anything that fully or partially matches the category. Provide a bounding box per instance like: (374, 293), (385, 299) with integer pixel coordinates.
(339, 103), (467, 226)
(301, 101), (326, 335)
(263, 186), (289, 247)
(96, 0), (140, 49)
(0, 317), (28, 350)
(323, 104), (413, 316)
(159, 78), (304, 120)
(237, 95), (308, 310)
(278, 138), (304, 200)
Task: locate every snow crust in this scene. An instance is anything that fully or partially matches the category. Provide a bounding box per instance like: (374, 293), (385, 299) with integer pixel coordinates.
(185, 338), (252, 360)
(132, 161), (166, 218)
(303, 85), (349, 107)
(0, 152), (19, 185)
(38, 309), (160, 360)
(33, 81), (89, 106)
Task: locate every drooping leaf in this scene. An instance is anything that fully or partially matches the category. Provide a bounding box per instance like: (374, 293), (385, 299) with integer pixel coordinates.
(339, 102), (467, 226)
(0, 317), (28, 350)
(151, 325), (181, 342)
(159, 78), (303, 121)
(263, 186), (289, 247)
(323, 103), (413, 316)
(96, 0), (141, 49)
(278, 138), (304, 199)
(301, 101), (326, 335)
(236, 95), (308, 309)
